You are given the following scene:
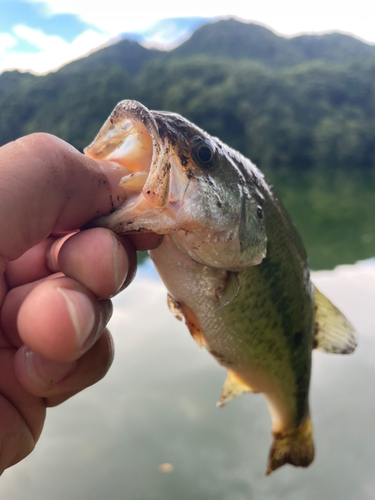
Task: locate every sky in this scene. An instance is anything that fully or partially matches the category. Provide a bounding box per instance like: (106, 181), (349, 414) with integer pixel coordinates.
(1, 0), (375, 74)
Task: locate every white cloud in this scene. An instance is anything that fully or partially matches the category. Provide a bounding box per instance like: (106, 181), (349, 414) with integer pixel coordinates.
(0, 33), (17, 55)
(14, 24), (67, 51)
(2, 0), (375, 73)
(22, 0), (375, 43)
(0, 25), (111, 74)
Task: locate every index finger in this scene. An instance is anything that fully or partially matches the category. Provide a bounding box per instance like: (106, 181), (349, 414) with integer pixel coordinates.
(0, 133), (127, 262)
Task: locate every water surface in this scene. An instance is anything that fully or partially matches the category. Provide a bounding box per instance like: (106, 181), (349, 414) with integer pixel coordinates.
(269, 169), (375, 270)
(1, 260), (374, 500)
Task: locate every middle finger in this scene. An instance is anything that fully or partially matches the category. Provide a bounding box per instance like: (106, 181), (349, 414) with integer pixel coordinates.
(56, 228), (137, 298)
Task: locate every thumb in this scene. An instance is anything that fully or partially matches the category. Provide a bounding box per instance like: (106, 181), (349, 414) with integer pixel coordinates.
(0, 133), (126, 261)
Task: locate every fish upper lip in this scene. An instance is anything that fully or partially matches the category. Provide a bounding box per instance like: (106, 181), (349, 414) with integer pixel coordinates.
(84, 100), (171, 209)
(84, 100), (187, 233)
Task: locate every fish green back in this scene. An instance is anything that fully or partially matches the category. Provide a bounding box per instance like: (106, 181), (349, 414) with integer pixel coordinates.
(218, 154), (315, 425)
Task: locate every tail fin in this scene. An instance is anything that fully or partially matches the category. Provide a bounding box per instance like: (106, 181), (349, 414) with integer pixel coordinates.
(266, 416), (314, 475)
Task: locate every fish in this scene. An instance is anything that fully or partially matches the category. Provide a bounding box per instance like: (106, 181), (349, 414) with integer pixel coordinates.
(84, 100), (357, 475)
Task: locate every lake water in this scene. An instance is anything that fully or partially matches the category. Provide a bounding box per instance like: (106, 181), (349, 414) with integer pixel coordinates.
(1, 257), (374, 500)
(268, 169), (375, 271)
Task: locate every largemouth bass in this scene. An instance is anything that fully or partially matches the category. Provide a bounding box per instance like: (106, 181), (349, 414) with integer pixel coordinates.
(85, 100), (357, 474)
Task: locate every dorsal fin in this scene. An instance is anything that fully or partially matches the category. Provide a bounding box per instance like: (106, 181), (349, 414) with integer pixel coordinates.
(313, 284), (358, 354)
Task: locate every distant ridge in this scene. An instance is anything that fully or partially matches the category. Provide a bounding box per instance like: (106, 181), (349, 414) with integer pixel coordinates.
(1, 17), (375, 176)
(171, 19), (375, 67)
(53, 18), (375, 77)
(171, 19), (304, 67)
(289, 32), (375, 64)
(59, 38), (162, 76)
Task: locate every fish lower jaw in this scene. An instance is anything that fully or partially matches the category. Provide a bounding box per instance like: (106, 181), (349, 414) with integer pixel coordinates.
(89, 197), (179, 235)
(84, 164), (186, 234)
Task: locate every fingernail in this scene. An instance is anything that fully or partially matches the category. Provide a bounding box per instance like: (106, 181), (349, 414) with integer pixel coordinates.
(25, 348), (76, 390)
(57, 287), (95, 349)
(47, 233), (77, 272)
(113, 235), (128, 294)
(46, 239), (61, 272)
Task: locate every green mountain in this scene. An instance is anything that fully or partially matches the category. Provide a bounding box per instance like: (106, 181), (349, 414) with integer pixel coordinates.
(63, 19), (375, 73)
(59, 38), (162, 75)
(290, 32), (375, 65)
(1, 18), (375, 172)
(52, 19), (375, 75)
(171, 19), (375, 67)
(0, 65), (135, 150)
(171, 19), (304, 67)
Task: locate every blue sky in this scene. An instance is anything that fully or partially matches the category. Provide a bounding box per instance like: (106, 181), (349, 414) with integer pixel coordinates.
(1, 0), (374, 74)
(0, 1), (95, 42)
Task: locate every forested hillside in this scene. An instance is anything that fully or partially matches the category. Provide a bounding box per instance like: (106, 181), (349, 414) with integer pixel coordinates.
(1, 18), (375, 174)
(172, 19), (375, 66)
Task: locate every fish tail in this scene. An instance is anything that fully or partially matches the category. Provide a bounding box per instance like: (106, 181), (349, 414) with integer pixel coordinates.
(266, 415), (314, 475)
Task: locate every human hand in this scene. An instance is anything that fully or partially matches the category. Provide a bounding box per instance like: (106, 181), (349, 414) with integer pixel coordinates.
(0, 133), (161, 474)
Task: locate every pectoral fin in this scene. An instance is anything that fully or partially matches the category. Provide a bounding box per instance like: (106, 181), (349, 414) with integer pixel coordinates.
(215, 272), (240, 311)
(167, 294), (184, 321)
(167, 294), (205, 349)
(216, 370), (253, 407)
(313, 284), (357, 354)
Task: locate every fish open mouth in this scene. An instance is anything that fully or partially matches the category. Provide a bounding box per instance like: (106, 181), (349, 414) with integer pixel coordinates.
(84, 100), (185, 234)
(85, 100), (267, 270)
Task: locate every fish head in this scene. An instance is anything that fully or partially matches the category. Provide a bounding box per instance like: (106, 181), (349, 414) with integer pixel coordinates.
(85, 100), (267, 270)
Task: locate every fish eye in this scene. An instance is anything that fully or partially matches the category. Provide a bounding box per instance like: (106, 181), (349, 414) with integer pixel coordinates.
(257, 206), (263, 219)
(198, 145), (213, 163)
(192, 138), (217, 170)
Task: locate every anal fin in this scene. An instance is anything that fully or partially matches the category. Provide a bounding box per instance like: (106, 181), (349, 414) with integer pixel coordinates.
(313, 284), (358, 354)
(216, 370), (253, 407)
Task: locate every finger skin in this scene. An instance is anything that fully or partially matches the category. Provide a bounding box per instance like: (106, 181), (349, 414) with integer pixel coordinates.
(0, 134), (164, 473)
(58, 228), (133, 298)
(4, 232), (160, 296)
(14, 328), (114, 402)
(1, 232), (137, 349)
(1, 274), (64, 349)
(0, 349), (45, 473)
(5, 237), (56, 288)
(17, 277), (113, 362)
(0, 331), (112, 472)
(0, 275), (8, 318)
(0, 392), (37, 472)
(0, 133), (127, 262)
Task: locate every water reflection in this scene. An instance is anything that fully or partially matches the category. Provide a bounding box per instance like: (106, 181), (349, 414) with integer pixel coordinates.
(269, 169), (375, 270)
(1, 259), (374, 500)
